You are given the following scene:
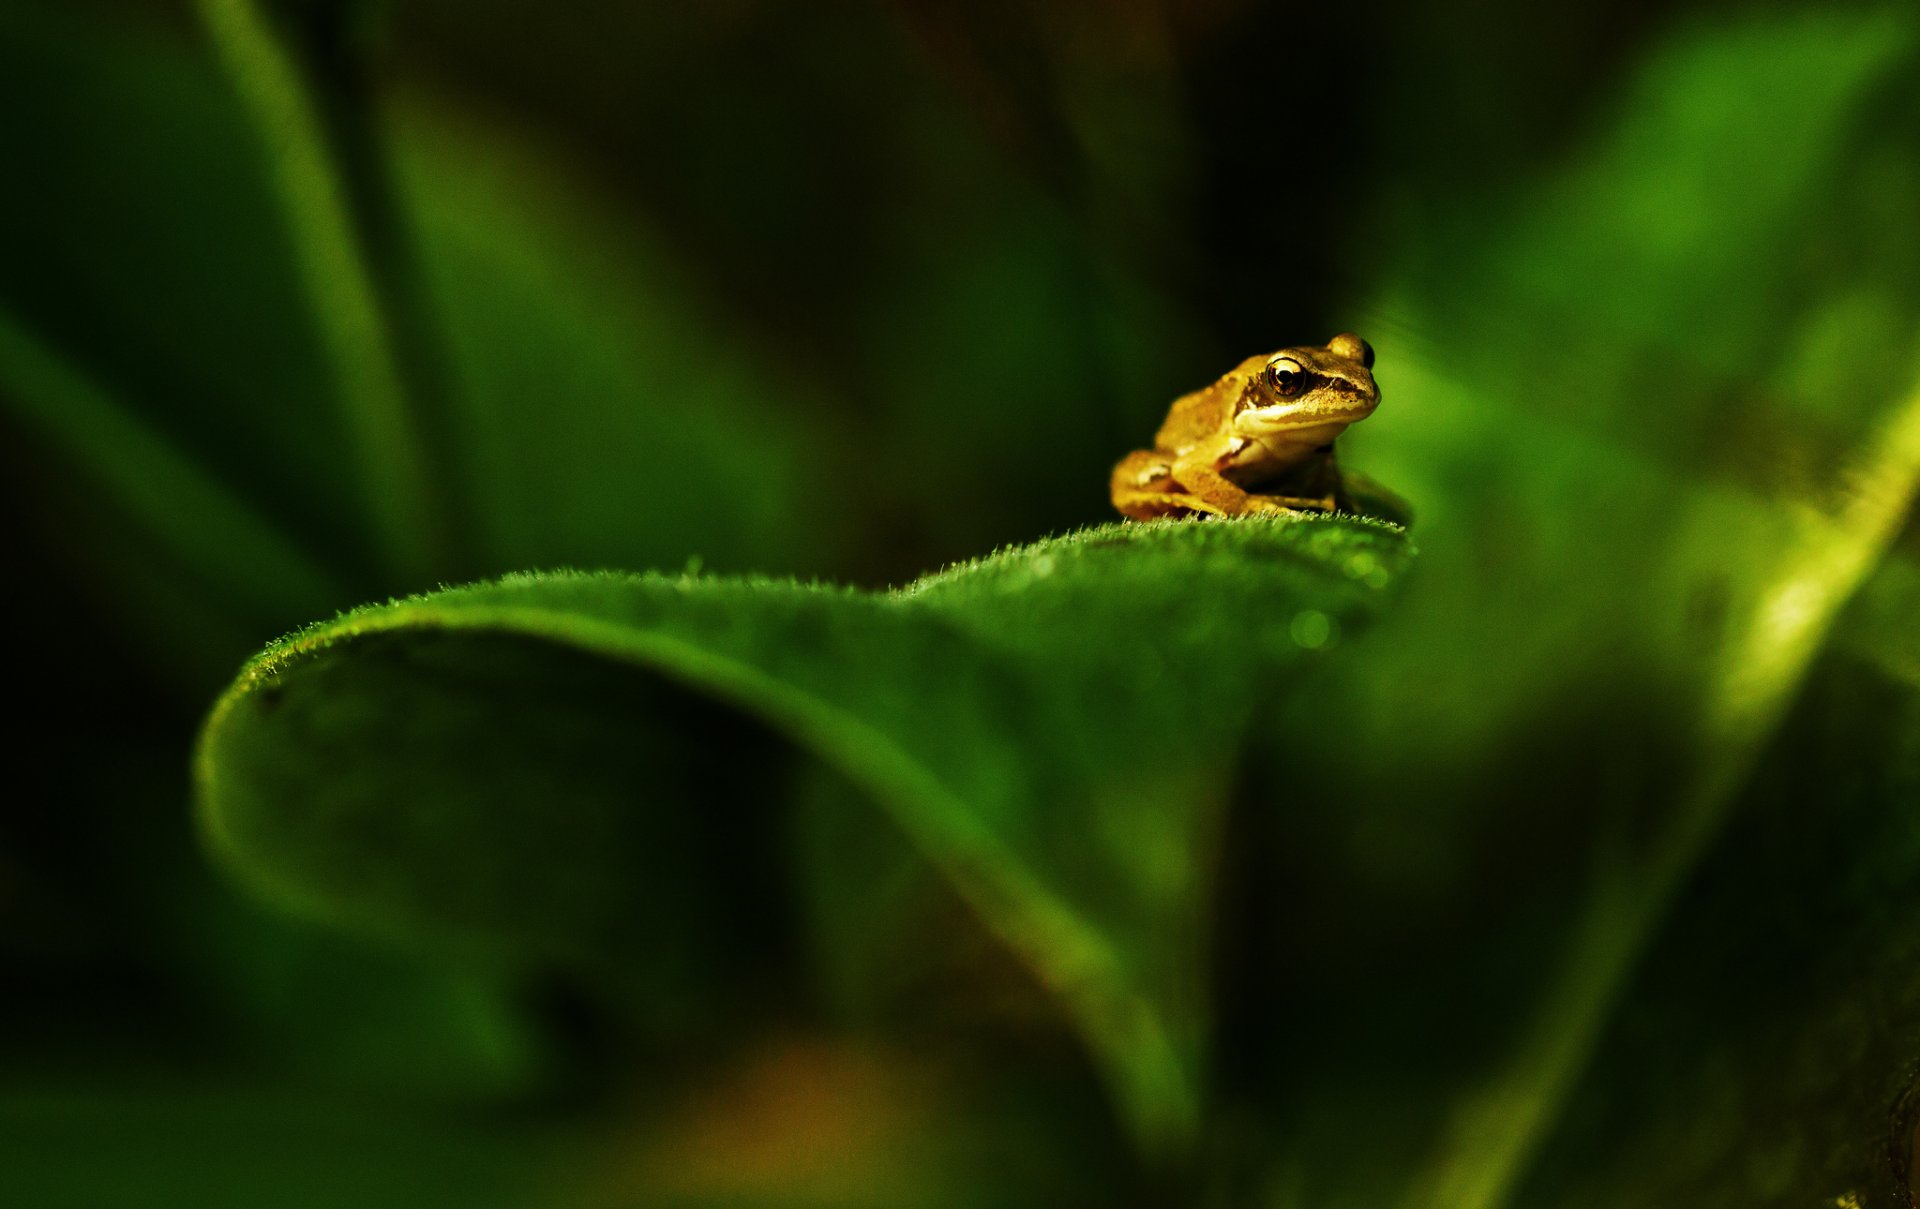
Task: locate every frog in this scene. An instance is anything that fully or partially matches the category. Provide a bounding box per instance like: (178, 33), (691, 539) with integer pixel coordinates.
(1111, 332), (1388, 520)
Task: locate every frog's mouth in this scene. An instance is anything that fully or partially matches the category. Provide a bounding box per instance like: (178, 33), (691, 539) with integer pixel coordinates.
(1239, 402), (1376, 441)
(1267, 419), (1361, 446)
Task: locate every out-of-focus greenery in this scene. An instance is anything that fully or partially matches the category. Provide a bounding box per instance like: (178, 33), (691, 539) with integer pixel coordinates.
(195, 519), (1413, 1160)
(5, 0), (1920, 1206)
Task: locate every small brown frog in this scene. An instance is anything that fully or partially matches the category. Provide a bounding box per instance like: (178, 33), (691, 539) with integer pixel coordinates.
(1111, 332), (1383, 520)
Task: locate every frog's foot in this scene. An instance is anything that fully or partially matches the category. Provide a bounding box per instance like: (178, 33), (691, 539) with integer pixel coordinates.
(1336, 473), (1415, 527)
(1116, 490), (1228, 520)
(1241, 492), (1337, 516)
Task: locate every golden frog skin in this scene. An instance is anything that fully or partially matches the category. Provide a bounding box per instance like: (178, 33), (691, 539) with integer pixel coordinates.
(1111, 332), (1381, 519)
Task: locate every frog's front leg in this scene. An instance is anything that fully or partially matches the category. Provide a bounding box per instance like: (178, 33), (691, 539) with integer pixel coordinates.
(1172, 437), (1312, 517)
(1241, 444), (1339, 515)
(1110, 449), (1225, 519)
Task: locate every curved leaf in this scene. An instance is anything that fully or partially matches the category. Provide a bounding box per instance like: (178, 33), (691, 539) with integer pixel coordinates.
(194, 516), (1412, 1156)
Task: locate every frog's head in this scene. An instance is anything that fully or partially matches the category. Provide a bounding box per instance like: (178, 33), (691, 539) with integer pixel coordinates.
(1231, 332), (1380, 445)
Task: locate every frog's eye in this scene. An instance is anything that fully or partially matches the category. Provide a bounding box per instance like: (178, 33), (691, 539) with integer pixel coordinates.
(1356, 338), (1375, 369)
(1265, 360), (1306, 397)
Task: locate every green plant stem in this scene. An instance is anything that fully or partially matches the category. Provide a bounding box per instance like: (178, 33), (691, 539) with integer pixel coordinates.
(1406, 359), (1920, 1209)
(0, 310), (344, 621)
(196, 0), (447, 583)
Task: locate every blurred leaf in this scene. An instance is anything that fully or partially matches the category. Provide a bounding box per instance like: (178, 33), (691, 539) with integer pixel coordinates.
(1846, 551), (1920, 694)
(0, 0), (855, 634)
(1188, 8), (1920, 1207)
(193, 517), (1412, 1156)
(0, 310), (343, 629)
(1503, 648), (1920, 1208)
(853, 102), (1206, 559)
(0, 1), (364, 586)
(0, 1046), (1138, 1209)
(182, 905), (545, 1101)
(196, 0), (451, 582)
(388, 104), (849, 581)
(570, 1034), (1133, 1209)
(0, 1083), (559, 1209)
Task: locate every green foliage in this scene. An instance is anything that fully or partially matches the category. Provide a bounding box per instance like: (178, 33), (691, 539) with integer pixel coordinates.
(195, 517), (1412, 1156)
(5, 0), (1920, 1206)
(0, 1086), (558, 1209)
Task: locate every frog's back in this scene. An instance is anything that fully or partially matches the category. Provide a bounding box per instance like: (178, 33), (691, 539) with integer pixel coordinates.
(1154, 368), (1246, 456)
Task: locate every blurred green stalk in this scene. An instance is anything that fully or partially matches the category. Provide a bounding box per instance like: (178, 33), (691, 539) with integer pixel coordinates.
(196, 0), (450, 584)
(0, 310), (343, 621)
(1409, 353), (1920, 1209)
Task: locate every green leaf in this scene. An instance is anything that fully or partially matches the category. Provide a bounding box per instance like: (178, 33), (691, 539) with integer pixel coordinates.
(389, 110), (849, 580)
(196, 0), (452, 582)
(0, 310), (343, 629)
(1506, 647), (1920, 1208)
(0, 0), (853, 627)
(0, 3), (366, 626)
(0, 1), (380, 528)
(193, 516), (1412, 1157)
